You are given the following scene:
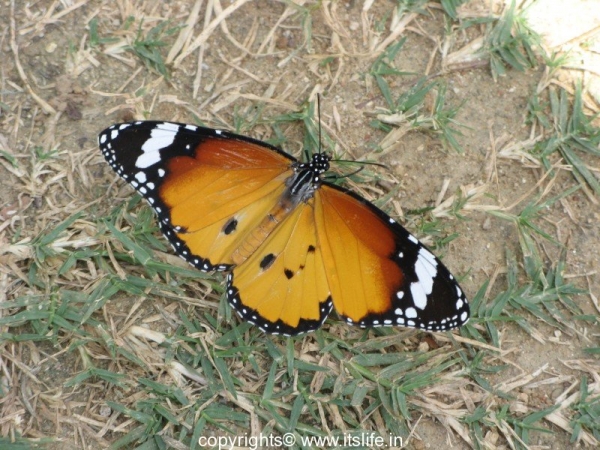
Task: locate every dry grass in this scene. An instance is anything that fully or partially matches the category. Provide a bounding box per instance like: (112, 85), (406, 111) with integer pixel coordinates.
(1, 0), (599, 449)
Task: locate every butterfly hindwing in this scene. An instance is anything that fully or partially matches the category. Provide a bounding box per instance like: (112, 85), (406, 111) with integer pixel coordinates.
(227, 201), (333, 335)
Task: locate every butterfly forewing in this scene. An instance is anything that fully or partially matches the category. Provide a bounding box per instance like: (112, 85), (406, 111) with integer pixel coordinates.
(99, 121), (294, 271)
(316, 184), (469, 331)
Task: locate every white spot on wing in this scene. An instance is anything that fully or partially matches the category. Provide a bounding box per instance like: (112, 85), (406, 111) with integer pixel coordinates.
(420, 248), (437, 266)
(410, 247), (439, 310)
(405, 307), (417, 318)
(410, 281), (428, 310)
(136, 123), (179, 168)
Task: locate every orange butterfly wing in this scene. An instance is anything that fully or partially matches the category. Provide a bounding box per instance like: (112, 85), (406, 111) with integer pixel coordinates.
(315, 184), (469, 331)
(227, 202), (332, 335)
(100, 122), (293, 271)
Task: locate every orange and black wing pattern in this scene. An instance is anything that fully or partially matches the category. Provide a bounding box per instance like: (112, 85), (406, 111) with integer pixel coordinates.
(99, 121), (469, 335)
(99, 121), (294, 272)
(315, 184), (468, 331)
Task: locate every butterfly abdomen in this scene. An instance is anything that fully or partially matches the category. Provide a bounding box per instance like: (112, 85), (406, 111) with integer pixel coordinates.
(231, 199), (293, 264)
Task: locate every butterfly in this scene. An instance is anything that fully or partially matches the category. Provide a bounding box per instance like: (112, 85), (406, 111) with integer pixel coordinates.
(98, 120), (469, 336)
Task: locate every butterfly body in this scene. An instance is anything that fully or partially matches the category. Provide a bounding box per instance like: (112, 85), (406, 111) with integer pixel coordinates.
(99, 121), (469, 336)
(231, 154), (328, 265)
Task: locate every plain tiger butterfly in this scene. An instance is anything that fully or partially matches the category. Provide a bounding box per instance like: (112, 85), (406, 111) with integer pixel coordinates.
(98, 120), (470, 336)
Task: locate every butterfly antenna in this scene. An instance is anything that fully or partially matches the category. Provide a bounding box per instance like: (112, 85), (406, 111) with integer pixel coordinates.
(317, 93), (322, 155)
(323, 166), (365, 182)
(335, 159), (389, 170)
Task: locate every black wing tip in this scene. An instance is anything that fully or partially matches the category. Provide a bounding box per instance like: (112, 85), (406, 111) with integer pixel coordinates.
(340, 273), (470, 333)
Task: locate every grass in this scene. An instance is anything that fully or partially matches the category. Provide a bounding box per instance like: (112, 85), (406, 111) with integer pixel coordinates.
(88, 18), (119, 48)
(368, 41), (466, 153)
(570, 377), (600, 443)
(478, 181), (594, 345)
(530, 84), (600, 196)
(1, 0), (600, 449)
(484, 0), (542, 81)
(267, 99), (335, 160)
(128, 19), (182, 78)
(89, 327), (471, 449)
(440, 0), (468, 20)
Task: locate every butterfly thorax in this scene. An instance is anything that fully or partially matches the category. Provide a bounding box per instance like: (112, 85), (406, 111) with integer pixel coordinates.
(230, 153), (329, 265)
(288, 153), (330, 203)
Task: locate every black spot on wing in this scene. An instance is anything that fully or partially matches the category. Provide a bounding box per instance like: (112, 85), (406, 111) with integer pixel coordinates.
(259, 253), (276, 270)
(284, 268), (294, 279)
(222, 218), (238, 235)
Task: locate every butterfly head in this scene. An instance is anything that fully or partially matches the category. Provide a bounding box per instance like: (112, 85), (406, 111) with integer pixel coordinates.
(293, 153), (330, 181)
